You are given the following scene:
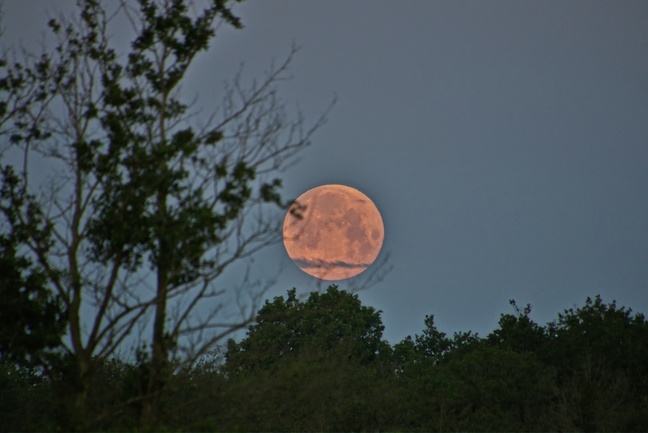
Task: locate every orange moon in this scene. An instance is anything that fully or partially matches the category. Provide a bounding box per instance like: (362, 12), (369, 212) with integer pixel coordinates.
(283, 184), (384, 280)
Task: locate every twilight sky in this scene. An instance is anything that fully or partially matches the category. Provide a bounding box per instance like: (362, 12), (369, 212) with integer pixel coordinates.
(3, 1), (648, 343)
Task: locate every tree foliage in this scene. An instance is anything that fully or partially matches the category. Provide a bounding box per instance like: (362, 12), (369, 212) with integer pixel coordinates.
(1, 291), (647, 431)
(220, 286), (391, 431)
(225, 286), (389, 375)
(0, 0), (327, 428)
(0, 194), (66, 367)
(546, 295), (648, 431)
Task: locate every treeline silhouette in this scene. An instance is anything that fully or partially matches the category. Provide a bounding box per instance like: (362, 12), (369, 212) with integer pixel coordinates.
(1, 286), (647, 432)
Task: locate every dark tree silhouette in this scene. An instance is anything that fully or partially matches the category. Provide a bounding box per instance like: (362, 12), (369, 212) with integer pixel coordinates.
(0, 0), (328, 428)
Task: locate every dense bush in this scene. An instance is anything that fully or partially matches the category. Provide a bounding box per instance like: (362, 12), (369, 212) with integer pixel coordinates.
(1, 288), (646, 432)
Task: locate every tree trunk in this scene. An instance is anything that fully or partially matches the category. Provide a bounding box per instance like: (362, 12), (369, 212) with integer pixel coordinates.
(55, 354), (90, 431)
(71, 382), (89, 431)
(140, 188), (171, 429)
(140, 297), (168, 429)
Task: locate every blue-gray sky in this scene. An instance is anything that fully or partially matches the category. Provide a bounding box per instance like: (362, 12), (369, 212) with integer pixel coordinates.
(4, 1), (648, 343)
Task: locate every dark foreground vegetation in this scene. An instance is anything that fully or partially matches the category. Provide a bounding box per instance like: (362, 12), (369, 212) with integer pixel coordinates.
(1, 286), (647, 432)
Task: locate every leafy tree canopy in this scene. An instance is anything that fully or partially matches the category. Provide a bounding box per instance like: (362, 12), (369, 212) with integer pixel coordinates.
(225, 285), (389, 375)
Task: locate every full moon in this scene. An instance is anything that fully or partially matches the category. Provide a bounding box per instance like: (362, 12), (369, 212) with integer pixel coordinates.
(283, 184), (384, 280)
